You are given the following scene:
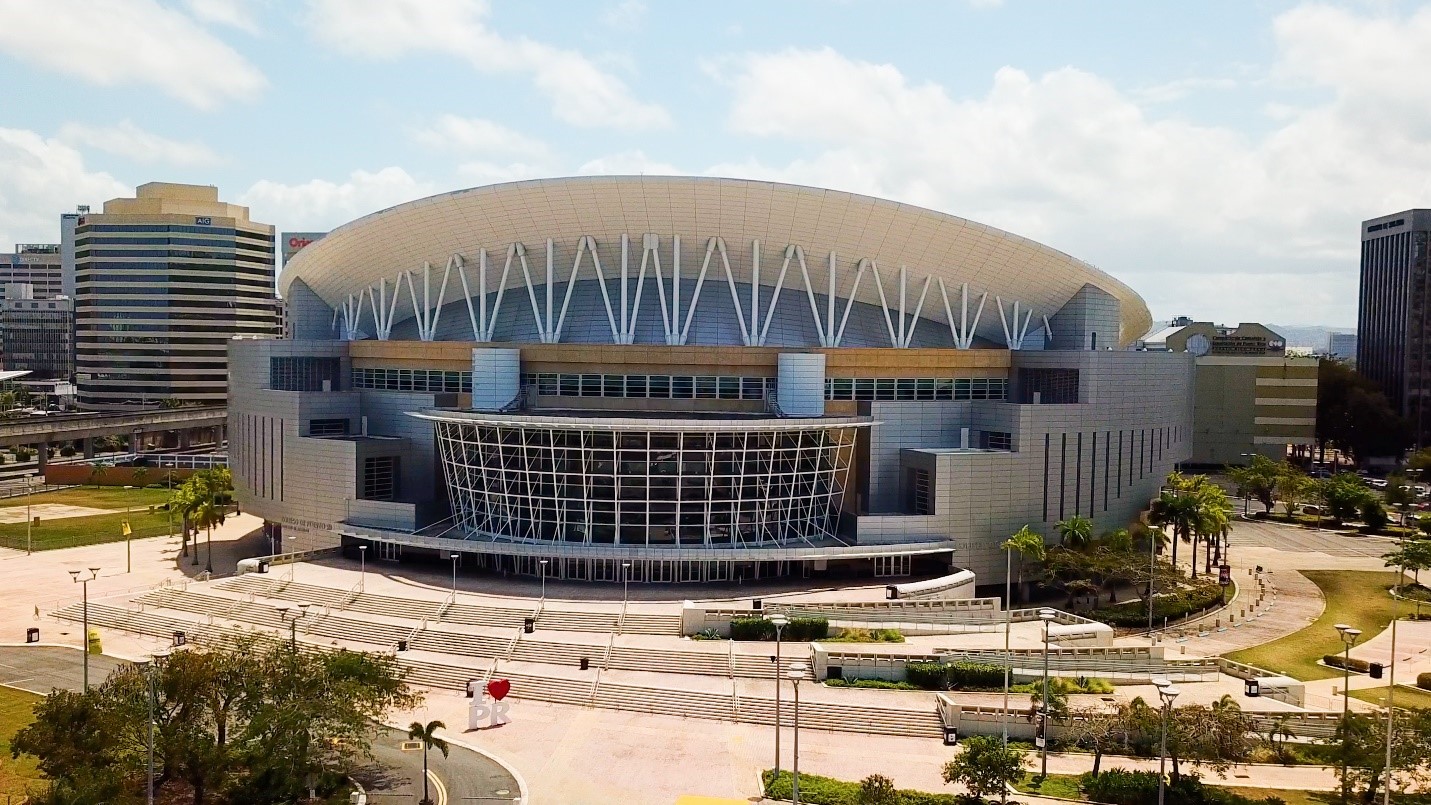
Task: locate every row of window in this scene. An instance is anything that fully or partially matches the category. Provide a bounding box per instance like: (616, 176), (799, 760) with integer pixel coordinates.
(347, 367), (1012, 402)
(81, 261), (273, 276)
(78, 248), (273, 264)
(82, 236), (273, 249)
(79, 224), (275, 241)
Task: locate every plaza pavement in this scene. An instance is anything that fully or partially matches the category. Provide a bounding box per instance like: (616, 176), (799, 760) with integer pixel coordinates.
(0, 512), (1415, 804)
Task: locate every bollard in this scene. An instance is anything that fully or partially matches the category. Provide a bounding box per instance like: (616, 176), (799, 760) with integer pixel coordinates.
(1180, 645), (1186, 655)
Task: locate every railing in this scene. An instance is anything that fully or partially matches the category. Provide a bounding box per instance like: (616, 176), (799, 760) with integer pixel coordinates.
(110, 452), (229, 469)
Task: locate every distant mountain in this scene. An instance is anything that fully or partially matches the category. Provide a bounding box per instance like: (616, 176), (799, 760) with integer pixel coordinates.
(1268, 324), (1354, 351)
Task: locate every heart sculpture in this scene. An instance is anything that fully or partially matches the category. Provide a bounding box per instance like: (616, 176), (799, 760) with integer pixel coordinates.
(486, 678), (511, 701)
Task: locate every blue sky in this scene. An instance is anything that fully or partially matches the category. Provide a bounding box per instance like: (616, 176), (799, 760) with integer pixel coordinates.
(3, 0), (1429, 328)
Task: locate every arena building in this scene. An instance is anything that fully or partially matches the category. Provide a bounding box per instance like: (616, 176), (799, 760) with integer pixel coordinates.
(230, 176), (1192, 589)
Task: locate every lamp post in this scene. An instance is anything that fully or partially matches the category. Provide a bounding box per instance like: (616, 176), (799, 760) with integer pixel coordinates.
(25, 477), (33, 555)
(1335, 623), (1362, 803)
(1149, 524), (1161, 636)
(124, 485), (134, 574)
(358, 545), (367, 593)
(769, 612), (789, 776)
(1154, 678), (1179, 805)
(1001, 545), (1013, 805)
(450, 553), (460, 599)
(1038, 607), (1056, 778)
(787, 662), (809, 805)
(278, 603), (310, 650)
(539, 559), (549, 599)
(621, 561), (632, 607)
(1386, 561), (1405, 805)
(142, 648), (170, 805)
(68, 567), (99, 691)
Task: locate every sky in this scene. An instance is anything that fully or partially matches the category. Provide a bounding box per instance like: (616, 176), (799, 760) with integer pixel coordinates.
(2, 1), (1429, 329)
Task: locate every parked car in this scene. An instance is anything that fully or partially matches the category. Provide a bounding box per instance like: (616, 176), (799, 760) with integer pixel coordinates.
(1370, 479), (1389, 489)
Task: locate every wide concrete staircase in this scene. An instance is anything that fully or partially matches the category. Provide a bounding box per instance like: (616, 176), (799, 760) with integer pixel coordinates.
(509, 635), (604, 667)
(592, 681), (734, 720)
(736, 696), (944, 738)
(605, 644), (730, 677)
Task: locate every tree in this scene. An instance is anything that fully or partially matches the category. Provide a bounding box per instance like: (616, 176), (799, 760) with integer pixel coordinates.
(1317, 473), (1378, 525)
(407, 720), (449, 805)
(1227, 454), (1281, 514)
(170, 469), (234, 571)
(1001, 526), (1046, 604)
(1055, 515), (1094, 550)
(1383, 540), (1431, 585)
(1276, 465), (1314, 518)
(1317, 359), (1410, 462)
(1064, 706), (1121, 777)
(12, 635), (420, 804)
(857, 774), (899, 805)
(1385, 474), (1416, 526)
(941, 734), (1027, 798)
(1149, 473), (1199, 572)
(1324, 710), (1431, 804)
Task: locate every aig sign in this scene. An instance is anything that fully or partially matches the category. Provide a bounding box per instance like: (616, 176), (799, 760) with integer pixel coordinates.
(281, 231), (327, 265)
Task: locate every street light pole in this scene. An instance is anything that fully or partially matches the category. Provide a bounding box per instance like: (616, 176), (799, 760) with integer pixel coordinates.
(622, 561), (632, 607)
(358, 545), (367, 593)
(787, 663), (808, 805)
(450, 553), (459, 599)
(1335, 624), (1362, 804)
(68, 567), (99, 691)
(769, 613), (789, 777)
(1002, 546), (1012, 804)
(1155, 679), (1179, 805)
(124, 484), (134, 574)
(539, 559), (548, 599)
(1038, 608), (1056, 778)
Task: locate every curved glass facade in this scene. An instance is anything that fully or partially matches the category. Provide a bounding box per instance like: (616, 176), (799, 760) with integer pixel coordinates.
(427, 413), (867, 548)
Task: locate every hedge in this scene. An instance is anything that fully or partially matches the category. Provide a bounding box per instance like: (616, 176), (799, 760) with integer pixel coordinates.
(1418, 672), (1431, 691)
(826, 677), (921, 691)
(1091, 582), (1226, 627)
(1323, 654), (1371, 673)
(1081, 769), (1286, 805)
(904, 661), (1006, 691)
(729, 616), (828, 642)
(761, 770), (978, 805)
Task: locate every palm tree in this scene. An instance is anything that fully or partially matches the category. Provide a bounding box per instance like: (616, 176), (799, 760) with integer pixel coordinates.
(1055, 516), (1094, 550)
(1149, 480), (1199, 573)
(1001, 526), (1046, 604)
(408, 719), (449, 805)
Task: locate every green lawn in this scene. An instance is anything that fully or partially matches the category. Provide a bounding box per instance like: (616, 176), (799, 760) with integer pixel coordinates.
(0, 485), (173, 510)
(1349, 684), (1431, 710)
(1225, 570), (1411, 681)
(1014, 772), (1084, 798)
(0, 685), (42, 797)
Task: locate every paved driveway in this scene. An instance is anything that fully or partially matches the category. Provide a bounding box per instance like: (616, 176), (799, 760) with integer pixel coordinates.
(0, 644), (129, 693)
(1228, 519), (1398, 559)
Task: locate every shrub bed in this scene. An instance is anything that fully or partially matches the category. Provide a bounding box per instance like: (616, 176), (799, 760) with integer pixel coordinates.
(825, 677), (921, 691)
(904, 661), (1006, 691)
(1417, 672), (1431, 691)
(1090, 582), (1226, 627)
(728, 616), (828, 642)
(1323, 654), (1371, 673)
(1081, 769), (1286, 805)
(762, 769), (975, 805)
(823, 627), (905, 643)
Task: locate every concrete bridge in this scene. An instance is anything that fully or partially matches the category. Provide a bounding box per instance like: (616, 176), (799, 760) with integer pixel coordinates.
(0, 408), (227, 465)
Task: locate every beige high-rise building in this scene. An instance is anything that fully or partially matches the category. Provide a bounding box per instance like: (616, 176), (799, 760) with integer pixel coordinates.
(1144, 318), (1317, 465)
(75, 182), (276, 408)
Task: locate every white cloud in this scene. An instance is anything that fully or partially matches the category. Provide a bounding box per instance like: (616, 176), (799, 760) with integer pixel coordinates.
(240, 168), (439, 231)
(710, 6), (1431, 329)
(576, 150), (682, 176)
(0, 129), (128, 249)
(456, 162), (552, 186)
(0, 0), (266, 109)
(305, 0), (669, 130)
(184, 0), (260, 33)
(57, 121), (222, 167)
(1133, 76), (1238, 104)
(601, 0), (647, 29)
(413, 116), (552, 161)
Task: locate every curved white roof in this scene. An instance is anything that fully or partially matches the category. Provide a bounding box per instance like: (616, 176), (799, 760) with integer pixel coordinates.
(281, 176), (1150, 347)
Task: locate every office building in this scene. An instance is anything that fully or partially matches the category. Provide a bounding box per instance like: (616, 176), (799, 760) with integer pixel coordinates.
(230, 176), (1192, 586)
(1, 293), (74, 379)
(75, 182), (277, 409)
(0, 244), (64, 299)
(1144, 318), (1315, 466)
(1358, 210), (1431, 444)
(1328, 332), (1357, 362)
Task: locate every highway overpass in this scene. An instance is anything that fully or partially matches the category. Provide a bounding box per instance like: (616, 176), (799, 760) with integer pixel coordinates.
(0, 408), (226, 460)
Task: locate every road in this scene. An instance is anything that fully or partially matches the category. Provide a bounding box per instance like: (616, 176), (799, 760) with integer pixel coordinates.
(0, 645), (522, 804)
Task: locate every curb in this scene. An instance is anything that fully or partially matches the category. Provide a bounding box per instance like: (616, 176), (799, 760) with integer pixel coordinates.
(386, 720), (528, 805)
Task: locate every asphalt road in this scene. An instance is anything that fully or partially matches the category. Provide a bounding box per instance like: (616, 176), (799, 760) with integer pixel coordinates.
(1228, 518), (1399, 558)
(0, 645), (521, 803)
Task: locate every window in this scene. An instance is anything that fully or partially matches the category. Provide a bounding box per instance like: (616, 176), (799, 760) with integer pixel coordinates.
(909, 468), (933, 515)
(983, 431), (1013, 450)
(1018, 368), (1080, 404)
(362, 456), (398, 501)
(308, 418), (349, 437)
(270, 357), (341, 391)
